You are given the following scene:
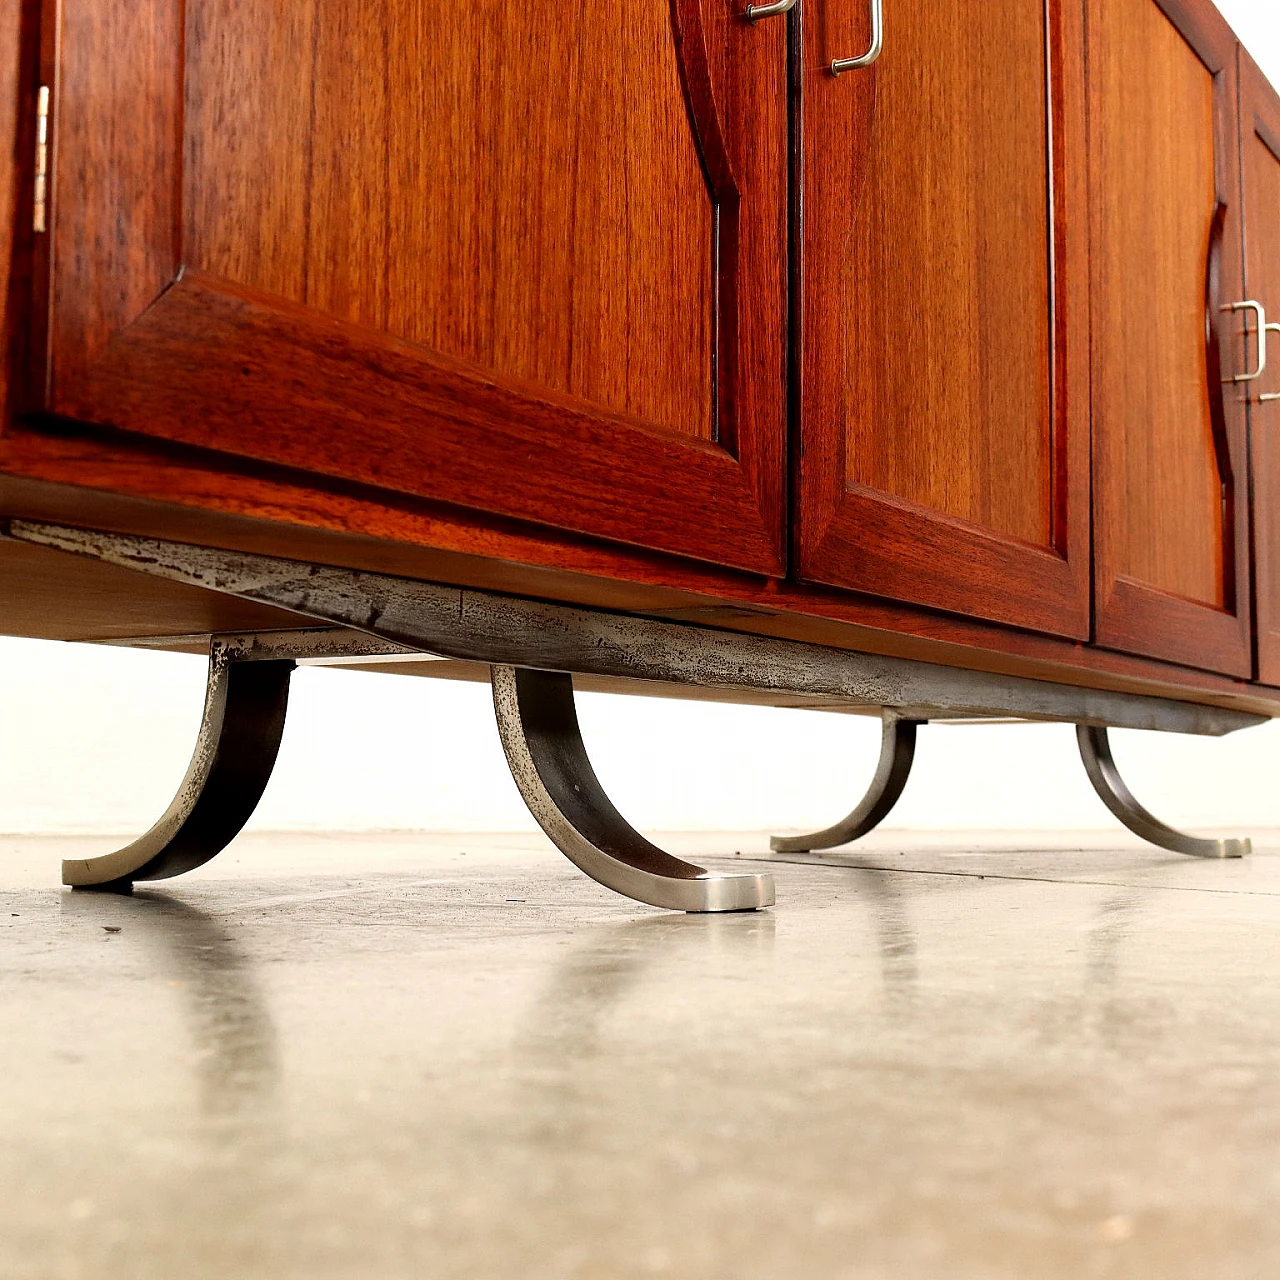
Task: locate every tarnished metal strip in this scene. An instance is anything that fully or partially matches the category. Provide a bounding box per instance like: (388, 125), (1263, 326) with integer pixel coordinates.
(95, 627), (416, 661)
(4, 519), (1266, 737)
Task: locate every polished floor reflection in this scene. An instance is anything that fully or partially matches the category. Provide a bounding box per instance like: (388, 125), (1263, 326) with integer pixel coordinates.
(3, 830), (1278, 1279)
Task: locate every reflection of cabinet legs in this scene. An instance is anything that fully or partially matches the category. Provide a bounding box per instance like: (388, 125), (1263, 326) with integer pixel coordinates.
(1076, 725), (1251, 859)
(770, 713), (920, 855)
(62, 645), (294, 893)
(492, 665), (775, 913)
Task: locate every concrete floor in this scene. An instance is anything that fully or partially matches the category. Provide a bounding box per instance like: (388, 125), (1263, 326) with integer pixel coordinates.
(2, 829), (1278, 1279)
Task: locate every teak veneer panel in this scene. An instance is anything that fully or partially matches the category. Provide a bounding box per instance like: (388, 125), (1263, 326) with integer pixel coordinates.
(34, 0), (788, 577)
(1088, 0), (1252, 676)
(1092, 0), (1222, 605)
(841, 0), (1053, 547)
(797, 0), (1091, 639)
(186, 0), (715, 442)
(1, 0), (30, 427)
(0, 537), (306, 642)
(47, 0), (180, 389)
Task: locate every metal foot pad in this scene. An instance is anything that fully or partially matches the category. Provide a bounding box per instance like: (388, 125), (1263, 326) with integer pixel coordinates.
(62, 645), (294, 888)
(1077, 725), (1250, 859)
(492, 665), (774, 913)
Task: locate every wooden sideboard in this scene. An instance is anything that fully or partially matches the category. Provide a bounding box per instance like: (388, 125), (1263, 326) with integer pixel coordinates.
(3, 0), (1280, 714)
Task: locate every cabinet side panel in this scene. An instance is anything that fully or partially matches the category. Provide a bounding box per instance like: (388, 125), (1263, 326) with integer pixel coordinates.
(1091, 0), (1224, 607)
(841, 0), (1053, 547)
(1246, 121), (1280, 682)
(184, 0), (716, 442)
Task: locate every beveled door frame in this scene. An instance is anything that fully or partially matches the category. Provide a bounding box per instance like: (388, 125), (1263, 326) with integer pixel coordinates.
(21, 0), (789, 576)
(1089, 0), (1253, 677)
(793, 0), (1092, 640)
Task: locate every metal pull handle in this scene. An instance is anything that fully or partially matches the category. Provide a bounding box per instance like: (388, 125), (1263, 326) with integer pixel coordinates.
(832, 0), (884, 74)
(1221, 300), (1268, 383)
(1261, 322), (1280, 402)
(745, 0), (795, 21)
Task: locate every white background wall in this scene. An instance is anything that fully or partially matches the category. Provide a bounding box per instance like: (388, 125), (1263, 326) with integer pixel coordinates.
(2, 0), (1278, 842)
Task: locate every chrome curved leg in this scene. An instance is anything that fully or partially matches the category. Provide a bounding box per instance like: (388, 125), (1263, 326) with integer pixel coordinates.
(491, 665), (774, 913)
(1076, 724), (1251, 859)
(63, 646), (294, 891)
(770, 712), (920, 854)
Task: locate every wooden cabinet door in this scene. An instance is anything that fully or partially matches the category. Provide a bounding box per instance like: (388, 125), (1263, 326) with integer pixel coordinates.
(1088, 0), (1251, 676)
(1241, 51), (1280, 687)
(25, 1), (787, 575)
(795, 0), (1091, 637)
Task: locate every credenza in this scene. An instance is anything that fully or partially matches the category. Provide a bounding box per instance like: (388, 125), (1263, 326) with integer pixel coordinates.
(1, 0), (1277, 910)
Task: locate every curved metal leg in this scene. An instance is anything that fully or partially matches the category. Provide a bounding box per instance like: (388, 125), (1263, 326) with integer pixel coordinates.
(770, 712), (920, 854)
(491, 665), (774, 913)
(1076, 724), (1251, 859)
(62, 646), (294, 891)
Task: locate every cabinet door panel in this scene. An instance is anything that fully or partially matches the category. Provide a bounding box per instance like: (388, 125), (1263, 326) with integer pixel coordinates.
(33, 0), (787, 574)
(1241, 52), (1280, 686)
(185, 1), (716, 443)
(797, 0), (1090, 637)
(1088, 0), (1251, 676)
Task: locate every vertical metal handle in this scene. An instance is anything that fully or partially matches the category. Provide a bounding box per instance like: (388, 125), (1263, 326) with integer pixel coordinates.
(745, 0), (795, 20)
(832, 0), (884, 74)
(1221, 300), (1268, 383)
(1260, 322), (1280, 402)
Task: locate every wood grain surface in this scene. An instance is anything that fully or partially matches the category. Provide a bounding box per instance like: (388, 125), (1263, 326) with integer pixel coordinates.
(796, 0), (1091, 639)
(40, 0), (788, 575)
(54, 270), (779, 569)
(1088, 0), (1252, 676)
(185, 0), (715, 442)
(0, 0), (31, 426)
(1241, 51), (1280, 686)
(840, 0), (1052, 546)
(6, 0), (1280, 712)
(0, 536), (307, 641)
(46, 0), (179, 390)
(1091, 0), (1221, 604)
(3, 424), (1277, 718)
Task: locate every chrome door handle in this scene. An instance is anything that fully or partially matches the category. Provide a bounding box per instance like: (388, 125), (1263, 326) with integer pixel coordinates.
(745, 0), (795, 21)
(1261, 322), (1280, 402)
(832, 0), (884, 74)
(1221, 300), (1268, 383)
